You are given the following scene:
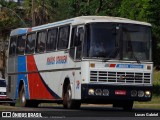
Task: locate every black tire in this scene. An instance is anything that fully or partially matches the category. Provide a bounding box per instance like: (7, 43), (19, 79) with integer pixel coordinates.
(63, 84), (81, 109)
(19, 85), (27, 107)
(27, 100), (39, 108)
(113, 101), (133, 111)
(122, 101), (133, 111)
(19, 85), (39, 107)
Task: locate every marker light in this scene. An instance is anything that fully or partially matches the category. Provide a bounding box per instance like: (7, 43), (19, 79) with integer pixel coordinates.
(95, 89), (102, 96)
(145, 91), (151, 97)
(131, 90), (137, 97)
(103, 89), (109, 96)
(90, 63), (95, 68)
(88, 89), (94, 95)
(147, 65), (151, 70)
(138, 90), (144, 97)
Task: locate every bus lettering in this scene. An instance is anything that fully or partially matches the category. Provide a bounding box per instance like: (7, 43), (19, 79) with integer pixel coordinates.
(56, 55), (67, 64)
(47, 57), (55, 65)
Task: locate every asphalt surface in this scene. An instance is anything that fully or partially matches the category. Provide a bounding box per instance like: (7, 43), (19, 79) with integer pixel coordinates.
(0, 105), (160, 120)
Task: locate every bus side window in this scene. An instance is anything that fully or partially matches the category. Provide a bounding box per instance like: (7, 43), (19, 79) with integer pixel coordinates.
(25, 33), (36, 54)
(76, 27), (84, 59)
(46, 28), (57, 51)
(9, 36), (17, 56)
(17, 35), (26, 55)
(57, 26), (70, 50)
(70, 27), (77, 59)
(70, 27), (84, 60)
(36, 30), (46, 53)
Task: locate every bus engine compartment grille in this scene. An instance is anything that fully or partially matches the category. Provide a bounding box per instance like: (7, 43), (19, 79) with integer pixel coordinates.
(90, 71), (151, 84)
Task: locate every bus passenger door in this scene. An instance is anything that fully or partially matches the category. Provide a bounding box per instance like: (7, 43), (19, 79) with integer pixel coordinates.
(70, 26), (84, 99)
(70, 26), (84, 60)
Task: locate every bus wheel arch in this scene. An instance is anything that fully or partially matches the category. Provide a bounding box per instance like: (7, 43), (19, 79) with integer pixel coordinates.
(62, 78), (81, 109)
(62, 78), (70, 99)
(18, 80), (24, 96)
(18, 80), (39, 107)
(18, 80), (27, 107)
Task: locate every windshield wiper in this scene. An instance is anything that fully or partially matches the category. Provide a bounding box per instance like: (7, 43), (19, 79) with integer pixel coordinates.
(132, 53), (141, 64)
(102, 58), (111, 62)
(107, 47), (119, 59)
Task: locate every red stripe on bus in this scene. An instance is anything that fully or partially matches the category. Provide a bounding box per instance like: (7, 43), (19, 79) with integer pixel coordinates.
(109, 64), (116, 67)
(27, 55), (54, 99)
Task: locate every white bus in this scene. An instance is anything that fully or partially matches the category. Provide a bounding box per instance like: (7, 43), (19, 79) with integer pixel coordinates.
(7, 16), (153, 110)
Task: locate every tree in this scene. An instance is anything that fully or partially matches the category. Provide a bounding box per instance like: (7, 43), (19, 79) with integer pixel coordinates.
(67, 0), (122, 17)
(23, 0), (58, 26)
(0, 0), (22, 78)
(119, 0), (150, 21)
(146, 0), (160, 68)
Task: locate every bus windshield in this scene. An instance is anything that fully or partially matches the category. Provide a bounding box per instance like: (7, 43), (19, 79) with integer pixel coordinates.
(84, 23), (151, 61)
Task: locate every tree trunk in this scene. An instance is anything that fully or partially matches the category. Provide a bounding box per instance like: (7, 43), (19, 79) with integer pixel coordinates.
(95, 0), (103, 14)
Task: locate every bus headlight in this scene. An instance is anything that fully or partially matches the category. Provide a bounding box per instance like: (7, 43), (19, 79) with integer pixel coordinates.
(145, 91), (151, 97)
(131, 90), (137, 97)
(138, 90), (144, 97)
(103, 89), (109, 96)
(88, 89), (94, 95)
(95, 89), (102, 96)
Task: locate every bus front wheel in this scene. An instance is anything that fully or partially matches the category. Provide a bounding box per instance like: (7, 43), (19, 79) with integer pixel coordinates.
(122, 101), (133, 111)
(113, 101), (133, 111)
(63, 84), (81, 109)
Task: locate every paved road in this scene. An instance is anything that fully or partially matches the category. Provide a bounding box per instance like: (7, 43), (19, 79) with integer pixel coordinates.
(1, 105), (160, 120)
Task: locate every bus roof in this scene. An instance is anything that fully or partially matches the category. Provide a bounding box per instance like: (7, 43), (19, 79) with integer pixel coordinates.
(10, 28), (29, 36)
(10, 16), (151, 36)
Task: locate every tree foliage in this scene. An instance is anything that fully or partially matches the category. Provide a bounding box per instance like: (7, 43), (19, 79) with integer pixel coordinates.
(119, 0), (150, 21)
(146, 0), (160, 67)
(1, 0), (160, 67)
(66, 0), (122, 17)
(23, 0), (58, 26)
(0, 0), (21, 37)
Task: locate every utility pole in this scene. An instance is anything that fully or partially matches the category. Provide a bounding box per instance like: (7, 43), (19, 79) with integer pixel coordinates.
(32, 0), (35, 26)
(42, 0), (45, 24)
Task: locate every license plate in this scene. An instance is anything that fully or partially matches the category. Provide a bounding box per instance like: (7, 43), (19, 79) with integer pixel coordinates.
(115, 90), (126, 95)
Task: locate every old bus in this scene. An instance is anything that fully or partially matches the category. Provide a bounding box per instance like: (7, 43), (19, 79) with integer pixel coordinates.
(7, 16), (153, 110)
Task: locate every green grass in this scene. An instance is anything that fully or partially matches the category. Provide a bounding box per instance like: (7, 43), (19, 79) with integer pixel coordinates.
(134, 69), (160, 109)
(153, 70), (160, 84)
(0, 105), (20, 111)
(134, 96), (160, 109)
(153, 70), (160, 96)
(133, 70), (160, 109)
(134, 104), (160, 109)
(135, 96), (160, 104)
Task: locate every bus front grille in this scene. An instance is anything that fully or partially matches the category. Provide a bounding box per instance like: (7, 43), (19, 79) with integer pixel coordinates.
(90, 71), (151, 84)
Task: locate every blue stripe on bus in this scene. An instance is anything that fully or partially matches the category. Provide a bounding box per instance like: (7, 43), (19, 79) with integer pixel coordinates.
(15, 56), (29, 99)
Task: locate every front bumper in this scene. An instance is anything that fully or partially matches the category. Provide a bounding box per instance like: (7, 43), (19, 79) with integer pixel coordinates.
(81, 84), (152, 103)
